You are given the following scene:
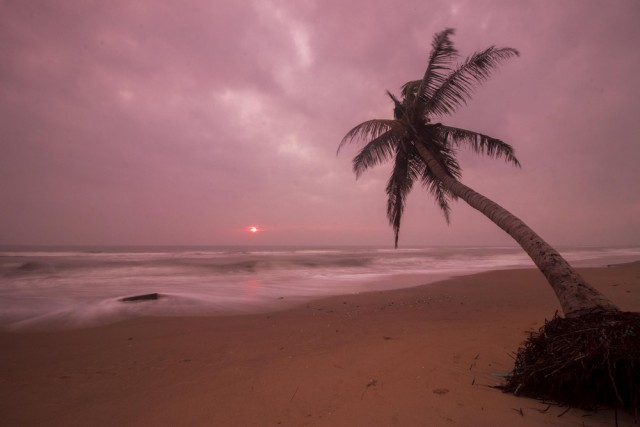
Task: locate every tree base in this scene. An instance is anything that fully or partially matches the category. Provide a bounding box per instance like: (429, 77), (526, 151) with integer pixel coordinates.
(502, 311), (640, 414)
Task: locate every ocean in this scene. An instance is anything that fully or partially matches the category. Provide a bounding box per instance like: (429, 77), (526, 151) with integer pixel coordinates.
(1, 245), (639, 330)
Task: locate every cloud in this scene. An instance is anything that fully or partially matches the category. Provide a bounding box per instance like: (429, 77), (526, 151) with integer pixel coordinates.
(1, 0), (639, 246)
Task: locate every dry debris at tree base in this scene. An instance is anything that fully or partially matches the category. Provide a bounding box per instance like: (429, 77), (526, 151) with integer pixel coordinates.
(502, 311), (640, 415)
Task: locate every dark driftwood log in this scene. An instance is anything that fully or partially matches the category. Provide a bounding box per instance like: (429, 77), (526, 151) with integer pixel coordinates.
(120, 293), (162, 302)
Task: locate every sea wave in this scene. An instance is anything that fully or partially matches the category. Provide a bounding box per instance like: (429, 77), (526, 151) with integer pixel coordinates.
(1, 245), (639, 329)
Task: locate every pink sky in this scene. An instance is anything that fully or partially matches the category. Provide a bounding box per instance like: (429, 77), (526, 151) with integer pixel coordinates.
(1, 0), (639, 247)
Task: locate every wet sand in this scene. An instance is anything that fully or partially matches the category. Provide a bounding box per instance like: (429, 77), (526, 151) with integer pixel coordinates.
(2, 263), (639, 426)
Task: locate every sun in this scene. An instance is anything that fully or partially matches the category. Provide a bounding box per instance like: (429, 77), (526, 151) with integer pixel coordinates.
(248, 226), (259, 233)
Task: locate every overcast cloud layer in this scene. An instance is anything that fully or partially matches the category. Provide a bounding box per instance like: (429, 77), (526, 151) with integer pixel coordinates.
(2, 0), (639, 247)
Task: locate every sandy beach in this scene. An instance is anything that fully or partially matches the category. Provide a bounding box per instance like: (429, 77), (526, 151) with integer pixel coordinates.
(1, 263), (639, 426)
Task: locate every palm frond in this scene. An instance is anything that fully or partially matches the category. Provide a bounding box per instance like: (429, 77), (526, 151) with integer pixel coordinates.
(419, 134), (463, 179)
(405, 152), (457, 224)
(387, 91), (406, 120)
(401, 79), (421, 100)
(420, 168), (455, 224)
(439, 144), (463, 179)
(426, 46), (519, 117)
(411, 28), (458, 116)
(386, 90), (402, 105)
(436, 124), (520, 167)
(337, 119), (400, 154)
(352, 128), (404, 178)
(386, 147), (418, 248)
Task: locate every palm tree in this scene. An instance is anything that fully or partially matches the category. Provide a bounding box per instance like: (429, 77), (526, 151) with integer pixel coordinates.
(338, 28), (618, 318)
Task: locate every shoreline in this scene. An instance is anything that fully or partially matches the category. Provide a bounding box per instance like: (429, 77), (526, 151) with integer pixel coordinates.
(2, 263), (638, 426)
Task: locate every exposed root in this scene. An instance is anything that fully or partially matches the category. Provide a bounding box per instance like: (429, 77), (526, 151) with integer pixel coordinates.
(502, 311), (640, 415)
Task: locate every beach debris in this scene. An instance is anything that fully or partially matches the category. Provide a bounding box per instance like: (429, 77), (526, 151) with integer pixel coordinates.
(469, 353), (480, 370)
(490, 372), (510, 378)
(502, 311), (640, 415)
(119, 293), (162, 302)
(290, 386), (299, 403)
(511, 408), (524, 417)
(532, 404), (551, 414)
(383, 336), (393, 340)
(432, 388), (449, 395)
(361, 379), (378, 399)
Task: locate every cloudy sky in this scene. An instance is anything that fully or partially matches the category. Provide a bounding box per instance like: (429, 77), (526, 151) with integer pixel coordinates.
(2, 0), (639, 248)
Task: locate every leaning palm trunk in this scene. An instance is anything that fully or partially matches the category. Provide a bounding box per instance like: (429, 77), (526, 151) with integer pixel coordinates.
(414, 142), (618, 318)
